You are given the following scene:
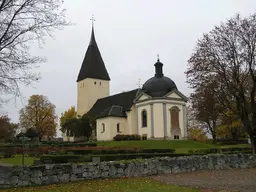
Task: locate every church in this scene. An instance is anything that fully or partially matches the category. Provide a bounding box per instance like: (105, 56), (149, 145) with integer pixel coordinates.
(75, 24), (188, 141)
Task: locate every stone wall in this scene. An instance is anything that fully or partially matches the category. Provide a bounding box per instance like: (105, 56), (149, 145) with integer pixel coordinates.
(1, 153), (256, 189)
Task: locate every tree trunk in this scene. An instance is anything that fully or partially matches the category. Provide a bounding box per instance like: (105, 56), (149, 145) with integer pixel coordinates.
(212, 133), (217, 144)
(250, 135), (256, 155)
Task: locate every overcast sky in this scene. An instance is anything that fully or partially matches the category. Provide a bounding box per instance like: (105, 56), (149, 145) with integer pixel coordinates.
(3, 0), (256, 136)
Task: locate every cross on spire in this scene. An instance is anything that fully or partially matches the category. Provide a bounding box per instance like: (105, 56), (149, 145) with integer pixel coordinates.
(90, 15), (96, 27)
(136, 78), (142, 88)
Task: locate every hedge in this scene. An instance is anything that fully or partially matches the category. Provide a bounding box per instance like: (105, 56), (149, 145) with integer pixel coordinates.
(40, 155), (82, 164)
(64, 148), (176, 155)
(216, 139), (249, 145)
(188, 147), (251, 154)
(113, 134), (141, 141)
(40, 153), (190, 164)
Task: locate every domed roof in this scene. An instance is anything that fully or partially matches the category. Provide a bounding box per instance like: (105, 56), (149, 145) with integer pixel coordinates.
(142, 58), (177, 97)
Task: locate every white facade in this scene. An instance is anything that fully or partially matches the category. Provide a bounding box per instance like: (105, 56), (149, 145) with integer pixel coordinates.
(96, 89), (188, 141)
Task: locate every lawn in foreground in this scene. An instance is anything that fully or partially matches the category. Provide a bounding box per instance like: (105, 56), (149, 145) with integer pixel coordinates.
(0, 155), (38, 166)
(0, 178), (199, 192)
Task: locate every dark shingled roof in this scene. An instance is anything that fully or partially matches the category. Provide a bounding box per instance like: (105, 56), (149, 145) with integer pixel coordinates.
(97, 105), (127, 118)
(77, 26), (110, 82)
(87, 89), (140, 118)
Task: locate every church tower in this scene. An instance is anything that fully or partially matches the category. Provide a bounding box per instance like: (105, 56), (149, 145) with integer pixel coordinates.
(77, 20), (110, 116)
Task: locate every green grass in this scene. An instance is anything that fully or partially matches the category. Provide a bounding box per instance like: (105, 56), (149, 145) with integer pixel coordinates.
(97, 140), (250, 154)
(97, 140), (217, 153)
(0, 155), (38, 166)
(0, 178), (199, 192)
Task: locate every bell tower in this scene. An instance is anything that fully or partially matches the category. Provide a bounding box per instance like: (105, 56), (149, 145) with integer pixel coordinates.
(77, 16), (110, 116)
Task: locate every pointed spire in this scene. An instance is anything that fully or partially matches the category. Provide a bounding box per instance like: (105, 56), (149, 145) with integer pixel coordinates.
(76, 16), (110, 82)
(89, 26), (96, 46)
(89, 15), (96, 45)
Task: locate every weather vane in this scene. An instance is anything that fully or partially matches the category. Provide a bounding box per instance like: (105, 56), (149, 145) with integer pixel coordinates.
(157, 54), (160, 61)
(90, 15), (96, 27)
(136, 78), (141, 88)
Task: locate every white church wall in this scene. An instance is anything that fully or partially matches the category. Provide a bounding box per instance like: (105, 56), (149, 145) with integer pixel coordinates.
(126, 105), (137, 135)
(135, 99), (187, 140)
(77, 78), (109, 116)
(137, 104), (152, 138)
(96, 117), (111, 141)
(137, 94), (150, 101)
(166, 92), (182, 99)
(109, 117), (128, 138)
(96, 117), (128, 141)
(152, 103), (165, 138)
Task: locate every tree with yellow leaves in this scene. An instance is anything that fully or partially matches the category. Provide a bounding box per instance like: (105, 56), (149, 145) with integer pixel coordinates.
(19, 95), (57, 139)
(59, 106), (77, 135)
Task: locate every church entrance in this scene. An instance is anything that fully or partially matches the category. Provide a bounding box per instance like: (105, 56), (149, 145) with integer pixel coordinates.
(170, 106), (181, 139)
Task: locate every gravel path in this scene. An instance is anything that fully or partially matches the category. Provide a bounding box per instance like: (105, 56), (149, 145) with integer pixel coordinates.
(152, 168), (256, 192)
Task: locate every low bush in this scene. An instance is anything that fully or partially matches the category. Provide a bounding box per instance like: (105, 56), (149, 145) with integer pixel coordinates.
(188, 147), (252, 154)
(65, 148), (175, 155)
(40, 153), (187, 164)
(40, 155), (82, 164)
(217, 139), (249, 145)
(113, 134), (141, 141)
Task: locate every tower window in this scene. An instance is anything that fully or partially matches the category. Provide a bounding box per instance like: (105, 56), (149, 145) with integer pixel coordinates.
(100, 82), (102, 85)
(141, 110), (147, 127)
(117, 123), (121, 133)
(94, 81), (96, 85)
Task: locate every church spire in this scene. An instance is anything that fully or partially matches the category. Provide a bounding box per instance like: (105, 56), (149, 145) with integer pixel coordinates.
(77, 16), (110, 82)
(89, 15), (96, 46)
(154, 55), (164, 78)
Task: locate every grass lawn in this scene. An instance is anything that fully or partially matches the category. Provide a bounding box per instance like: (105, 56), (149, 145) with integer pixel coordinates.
(98, 140), (215, 153)
(97, 140), (250, 153)
(0, 178), (199, 192)
(0, 155), (38, 166)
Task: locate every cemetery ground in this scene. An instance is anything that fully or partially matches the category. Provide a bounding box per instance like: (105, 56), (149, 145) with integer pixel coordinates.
(0, 177), (200, 192)
(1, 168), (256, 192)
(0, 140), (251, 166)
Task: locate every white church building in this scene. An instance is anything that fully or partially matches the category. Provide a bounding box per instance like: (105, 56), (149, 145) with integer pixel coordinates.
(75, 25), (188, 141)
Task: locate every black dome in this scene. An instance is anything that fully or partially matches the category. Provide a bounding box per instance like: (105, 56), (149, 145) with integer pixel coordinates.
(142, 59), (177, 97)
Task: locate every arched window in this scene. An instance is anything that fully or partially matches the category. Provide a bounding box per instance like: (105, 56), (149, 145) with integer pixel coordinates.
(117, 123), (121, 133)
(170, 106), (180, 129)
(101, 123), (105, 133)
(142, 110), (147, 127)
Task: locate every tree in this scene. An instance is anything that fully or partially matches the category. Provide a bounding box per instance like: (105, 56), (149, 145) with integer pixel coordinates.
(63, 115), (93, 141)
(60, 106), (77, 134)
(186, 13), (256, 153)
(189, 80), (224, 143)
(0, 115), (18, 142)
(0, 0), (68, 100)
(19, 94), (57, 138)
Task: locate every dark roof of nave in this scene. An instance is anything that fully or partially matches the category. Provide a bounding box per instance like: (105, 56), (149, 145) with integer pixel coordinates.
(97, 106), (127, 118)
(87, 89), (140, 118)
(77, 26), (110, 82)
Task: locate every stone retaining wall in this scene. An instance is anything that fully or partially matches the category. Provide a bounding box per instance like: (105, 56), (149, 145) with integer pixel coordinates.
(1, 153), (256, 189)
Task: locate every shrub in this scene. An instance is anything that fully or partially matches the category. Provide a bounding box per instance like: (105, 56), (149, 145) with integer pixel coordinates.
(65, 148), (175, 155)
(113, 134), (141, 141)
(40, 155), (82, 164)
(188, 147), (252, 154)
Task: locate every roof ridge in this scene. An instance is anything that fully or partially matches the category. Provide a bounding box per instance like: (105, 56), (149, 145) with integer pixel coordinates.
(97, 89), (139, 101)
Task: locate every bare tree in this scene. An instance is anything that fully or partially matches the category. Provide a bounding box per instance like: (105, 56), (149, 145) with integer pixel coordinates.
(186, 13), (256, 154)
(0, 0), (68, 99)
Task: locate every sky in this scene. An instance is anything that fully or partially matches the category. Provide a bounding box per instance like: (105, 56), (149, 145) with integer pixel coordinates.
(3, 0), (256, 137)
